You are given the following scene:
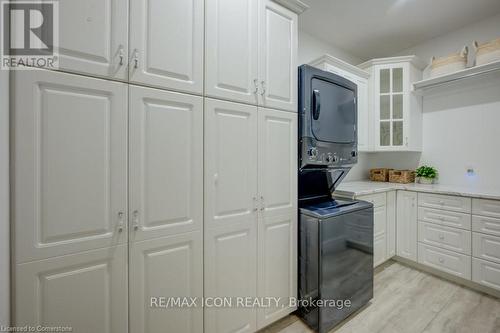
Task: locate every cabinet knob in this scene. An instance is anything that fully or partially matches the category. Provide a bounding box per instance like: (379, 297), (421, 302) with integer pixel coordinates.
(253, 79), (259, 94)
(260, 81), (266, 96)
(260, 196), (265, 211)
(118, 46), (124, 66)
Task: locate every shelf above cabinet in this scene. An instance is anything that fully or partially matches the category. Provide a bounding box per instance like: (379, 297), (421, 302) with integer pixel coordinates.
(413, 60), (500, 93)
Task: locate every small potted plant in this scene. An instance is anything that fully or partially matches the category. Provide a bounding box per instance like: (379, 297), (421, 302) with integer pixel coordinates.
(415, 166), (438, 184)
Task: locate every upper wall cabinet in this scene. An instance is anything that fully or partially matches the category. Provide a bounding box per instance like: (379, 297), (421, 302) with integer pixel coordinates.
(360, 56), (425, 152)
(310, 55), (371, 151)
(205, 0), (259, 105)
(129, 0), (204, 94)
(205, 0), (300, 112)
(55, 0), (129, 80)
(258, 0), (298, 112)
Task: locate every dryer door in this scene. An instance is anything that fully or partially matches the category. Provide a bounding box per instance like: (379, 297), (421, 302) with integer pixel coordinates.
(310, 77), (356, 144)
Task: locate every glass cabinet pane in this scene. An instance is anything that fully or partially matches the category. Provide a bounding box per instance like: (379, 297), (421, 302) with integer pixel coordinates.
(393, 94), (403, 119)
(380, 122), (390, 146)
(380, 69), (390, 93)
(393, 68), (403, 92)
(380, 95), (390, 120)
(393, 121), (403, 146)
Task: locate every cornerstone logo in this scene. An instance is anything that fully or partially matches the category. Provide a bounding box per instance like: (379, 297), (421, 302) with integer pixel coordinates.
(1, 1), (59, 70)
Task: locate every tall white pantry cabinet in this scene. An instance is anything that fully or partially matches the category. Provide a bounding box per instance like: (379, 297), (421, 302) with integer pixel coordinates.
(11, 0), (304, 332)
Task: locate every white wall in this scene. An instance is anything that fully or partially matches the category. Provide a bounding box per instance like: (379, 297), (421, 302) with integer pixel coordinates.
(298, 30), (362, 65)
(419, 73), (500, 189)
(0, 69), (9, 325)
(397, 12), (500, 66)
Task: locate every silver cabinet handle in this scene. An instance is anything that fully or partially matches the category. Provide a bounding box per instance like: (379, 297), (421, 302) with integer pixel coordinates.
(253, 197), (258, 212)
(118, 46), (124, 66)
(132, 210), (139, 230)
(132, 50), (139, 69)
(253, 79), (259, 94)
(117, 211), (124, 232)
(260, 196), (265, 211)
(260, 81), (266, 96)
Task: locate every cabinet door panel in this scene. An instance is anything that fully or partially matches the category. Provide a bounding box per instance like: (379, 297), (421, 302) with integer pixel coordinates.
(15, 245), (127, 333)
(397, 191), (418, 261)
(259, 0), (297, 111)
(13, 70), (127, 263)
(387, 191), (397, 257)
(130, 0), (204, 93)
(205, 0), (259, 104)
(54, 0), (128, 79)
(129, 86), (203, 241)
(374, 234), (387, 267)
(373, 205), (387, 238)
(205, 224), (257, 333)
(258, 108), (297, 219)
(130, 232), (203, 333)
(204, 99), (258, 230)
(257, 214), (297, 328)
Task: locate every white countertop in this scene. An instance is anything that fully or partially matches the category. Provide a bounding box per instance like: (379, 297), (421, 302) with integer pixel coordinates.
(334, 180), (500, 201)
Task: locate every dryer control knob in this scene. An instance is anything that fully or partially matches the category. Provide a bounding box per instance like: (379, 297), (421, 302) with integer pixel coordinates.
(308, 147), (318, 159)
(326, 154), (335, 163)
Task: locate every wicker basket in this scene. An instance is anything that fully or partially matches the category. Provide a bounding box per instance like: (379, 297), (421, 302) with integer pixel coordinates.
(389, 170), (416, 184)
(474, 38), (500, 66)
(429, 46), (468, 78)
(369, 168), (392, 182)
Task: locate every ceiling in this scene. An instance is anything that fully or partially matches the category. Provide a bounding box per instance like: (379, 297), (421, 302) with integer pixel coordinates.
(299, 0), (500, 61)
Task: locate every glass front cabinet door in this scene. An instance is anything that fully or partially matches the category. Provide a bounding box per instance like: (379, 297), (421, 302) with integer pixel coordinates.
(361, 56), (424, 152)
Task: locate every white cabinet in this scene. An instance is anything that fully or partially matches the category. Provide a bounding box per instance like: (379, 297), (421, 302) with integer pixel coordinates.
(129, 232), (203, 333)
(418, 243), (471, 279)
(129, 86), (203, 242)
(257, 109), (297, 328)
(15, 245), (128, 333)
(357, 192), (396, 267)
(55, 0), (129, 80)
(258, 0), (298, 112)
(129, 0), (204, 93)
(205, 0), (259, 105)
(205, 0), (298, 112)
(12, 70), (128, 263)
(204, 98), (258, 231)
(204, 99), (258, 333)
(309, 55), (372, 151)
(373, 206), (387, 267)
(396, 190), (418, 261)
(360, 56), (424, 151)
(387, 190), (397, 257)
(204, 99), (297, 332)
(258, 108), (297, 220)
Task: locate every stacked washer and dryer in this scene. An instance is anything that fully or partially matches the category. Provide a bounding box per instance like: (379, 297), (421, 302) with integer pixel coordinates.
(297, 65), (374, 333)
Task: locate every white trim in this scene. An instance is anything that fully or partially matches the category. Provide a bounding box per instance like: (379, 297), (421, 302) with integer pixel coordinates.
(271, 0), (308, 14)
(309, 54), (370, 79)
(0, 68), (9, 326)
(359, 55), (427, 70)
(413, 59), (500, 92)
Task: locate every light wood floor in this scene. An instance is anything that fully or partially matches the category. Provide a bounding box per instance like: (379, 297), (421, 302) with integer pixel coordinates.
(262, 261), (500, 333)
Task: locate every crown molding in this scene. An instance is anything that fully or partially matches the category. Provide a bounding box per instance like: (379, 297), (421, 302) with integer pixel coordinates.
(359, 55), (427, 70)
(309, 54), (370, 79)
(272, 0), (309, 14)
